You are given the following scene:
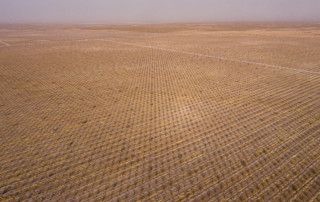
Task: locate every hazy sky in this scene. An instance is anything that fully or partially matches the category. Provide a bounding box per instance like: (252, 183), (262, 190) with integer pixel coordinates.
(0, 0), (320, 24)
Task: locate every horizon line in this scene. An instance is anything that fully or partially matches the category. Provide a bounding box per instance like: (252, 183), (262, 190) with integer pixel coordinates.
(1, 20), (320, 26)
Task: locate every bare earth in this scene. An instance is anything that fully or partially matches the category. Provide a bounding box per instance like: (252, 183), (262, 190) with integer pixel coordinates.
(0, 23), (320, 201)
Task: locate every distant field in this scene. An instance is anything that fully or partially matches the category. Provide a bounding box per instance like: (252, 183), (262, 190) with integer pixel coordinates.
(0, 23), (319, 201)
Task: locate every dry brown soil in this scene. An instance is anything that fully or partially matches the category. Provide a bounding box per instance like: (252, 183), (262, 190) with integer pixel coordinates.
(1, 23), (320, 201)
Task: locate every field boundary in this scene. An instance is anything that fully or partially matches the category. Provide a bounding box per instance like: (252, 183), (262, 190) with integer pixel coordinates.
(2, 37), (320, 76)
(0, 40), (10, 46)
(93, 38), (320, 76)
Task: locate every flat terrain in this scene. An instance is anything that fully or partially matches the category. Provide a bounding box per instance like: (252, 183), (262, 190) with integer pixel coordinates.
(0, 23), (320, 201)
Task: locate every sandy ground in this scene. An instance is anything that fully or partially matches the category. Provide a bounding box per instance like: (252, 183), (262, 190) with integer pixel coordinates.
(0, 23), (320, 201)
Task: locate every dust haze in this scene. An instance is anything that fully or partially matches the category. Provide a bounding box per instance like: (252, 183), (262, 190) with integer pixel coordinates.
(1, 0), (320, 24)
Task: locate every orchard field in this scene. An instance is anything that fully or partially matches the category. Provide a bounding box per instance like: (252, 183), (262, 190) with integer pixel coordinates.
(1, 23), (320, 201)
